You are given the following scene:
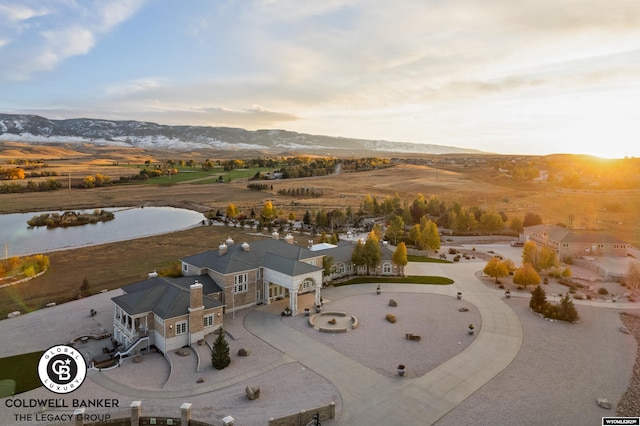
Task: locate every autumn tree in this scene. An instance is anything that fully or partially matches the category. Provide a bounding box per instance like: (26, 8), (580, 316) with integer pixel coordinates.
(509, 217), (523, 233)
(385, 215), (405, 245)
(523, 212), (543, 227)
(362, 232), (382, 275)
(483, 257), (509, 283)
(538, 246), (559, 271)
(479, 210), (505, 233)
(226, 203), (239, 218)
(513, 263), (541, 288)
(261, 200), (276, 220)
(393, 242), (408, 276)
(521, 241), (538, 267)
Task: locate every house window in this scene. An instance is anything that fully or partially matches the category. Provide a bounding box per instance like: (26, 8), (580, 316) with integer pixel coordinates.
(175, 321), (187, 335)
(204, 315), (214, 327)
(301, 279), (314, 290)
(234, 273), (248, 293)
(182, 263), (187, 272)
(383, 263), (392, 274)
(257, 269), (261, 279)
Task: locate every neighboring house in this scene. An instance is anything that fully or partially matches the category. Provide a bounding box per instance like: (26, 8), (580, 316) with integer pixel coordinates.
(111, 275), (224, 354)
(523, 225), (629, 260)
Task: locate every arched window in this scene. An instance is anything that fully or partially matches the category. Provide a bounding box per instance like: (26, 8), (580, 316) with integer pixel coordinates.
(383, 262), (392, 274)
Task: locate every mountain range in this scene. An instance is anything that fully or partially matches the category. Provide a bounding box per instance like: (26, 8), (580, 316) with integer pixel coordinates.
(0, 113), (482, 155)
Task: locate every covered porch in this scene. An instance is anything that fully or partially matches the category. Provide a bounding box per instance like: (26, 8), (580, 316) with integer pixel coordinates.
(261, 253), (323, 315)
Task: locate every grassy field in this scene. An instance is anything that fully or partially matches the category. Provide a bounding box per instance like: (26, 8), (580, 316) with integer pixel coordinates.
(1, 142), (639, 318)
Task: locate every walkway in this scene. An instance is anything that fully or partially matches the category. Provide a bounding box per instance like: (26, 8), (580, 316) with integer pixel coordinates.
(245, 260), (523, 425)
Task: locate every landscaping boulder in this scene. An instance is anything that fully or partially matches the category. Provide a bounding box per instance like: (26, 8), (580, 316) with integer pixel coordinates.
(597, 398), (611, 409)
(388, 299), (397, 307)
(238, 348), (250, 356)
(246, 385), (260, 400)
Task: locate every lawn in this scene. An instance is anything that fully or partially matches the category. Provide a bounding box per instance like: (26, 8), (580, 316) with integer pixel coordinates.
(0, 351), (43, 396)
(336, 276), (454, 285)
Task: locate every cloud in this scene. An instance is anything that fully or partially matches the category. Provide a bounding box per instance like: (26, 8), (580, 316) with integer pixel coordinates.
(0, 0), (146, 81)
(0, 3), (49, 23)
(105, 78), (168, 97)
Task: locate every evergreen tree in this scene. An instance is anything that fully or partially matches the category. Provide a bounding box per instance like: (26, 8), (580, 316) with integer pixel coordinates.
(558, 293), (579, 322)
(530, 285), (548, 314)
(211, 327), (231, 370)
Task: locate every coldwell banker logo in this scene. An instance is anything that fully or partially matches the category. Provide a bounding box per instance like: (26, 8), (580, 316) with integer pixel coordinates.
(38, 345), (86, 394)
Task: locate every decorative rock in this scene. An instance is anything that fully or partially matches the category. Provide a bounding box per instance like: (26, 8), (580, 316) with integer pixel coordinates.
(597, 398), (611, 409)
(619, 326), (631, 334)
(246, 385), (260, 400)
(238, 348), (250, 356)
(388, 299), (397, 307)
(458, 307), (469, 312)
(133, 355), (142, 363)
(197, 377), (205, 383)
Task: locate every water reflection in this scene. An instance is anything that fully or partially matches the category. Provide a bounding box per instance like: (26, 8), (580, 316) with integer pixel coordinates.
(0, 207), (205, 257)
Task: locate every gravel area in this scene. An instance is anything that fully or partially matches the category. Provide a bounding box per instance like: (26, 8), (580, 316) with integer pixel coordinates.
(283, 292), (481, 378)
(435, 298), (637, 425)
(617, 312), (640, 417)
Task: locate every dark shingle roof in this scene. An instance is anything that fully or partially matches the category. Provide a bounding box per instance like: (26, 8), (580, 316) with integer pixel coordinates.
(113, 276), (224, 320)
(262, 252), (322, 276)
(181, 238), (321, 274)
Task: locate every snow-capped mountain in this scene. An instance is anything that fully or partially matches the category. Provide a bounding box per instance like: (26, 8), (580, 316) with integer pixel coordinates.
(0, 113), (482, 154)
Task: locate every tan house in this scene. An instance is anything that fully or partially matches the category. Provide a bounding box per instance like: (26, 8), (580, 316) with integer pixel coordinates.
(523, 224), (629, 260)
(111, 234), (407, 355)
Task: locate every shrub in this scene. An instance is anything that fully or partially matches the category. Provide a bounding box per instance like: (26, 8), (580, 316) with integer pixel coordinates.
(385, 313), (397, 323)
(586, 294), (592, 300)
(573, 294), (583, 300)
(597, 287), (609, 295)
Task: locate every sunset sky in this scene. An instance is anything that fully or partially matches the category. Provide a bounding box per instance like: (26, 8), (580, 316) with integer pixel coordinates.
(1, 0), (639, 158)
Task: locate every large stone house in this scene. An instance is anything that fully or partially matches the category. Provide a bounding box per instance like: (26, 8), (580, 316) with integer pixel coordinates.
(111, 235), (324, 354)
(111, 234), (403, 355)
(523, 224), (629, 259)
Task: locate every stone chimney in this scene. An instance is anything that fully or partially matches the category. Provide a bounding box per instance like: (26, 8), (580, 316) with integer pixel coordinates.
(190, 280), (203, 311)
(226, 237), (234, 246)
(218, 243), (227, 256)
(272, 231), (279, 240)
(284, 234), (294, 244)
(241, 242), (250, 252)
(308, 240), (314, 249)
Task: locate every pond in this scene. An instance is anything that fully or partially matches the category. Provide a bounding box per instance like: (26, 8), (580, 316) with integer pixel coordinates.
(0, 207), (205, 257)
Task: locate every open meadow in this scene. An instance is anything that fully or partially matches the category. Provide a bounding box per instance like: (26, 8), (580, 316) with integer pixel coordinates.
(1, 142), (640, 318)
